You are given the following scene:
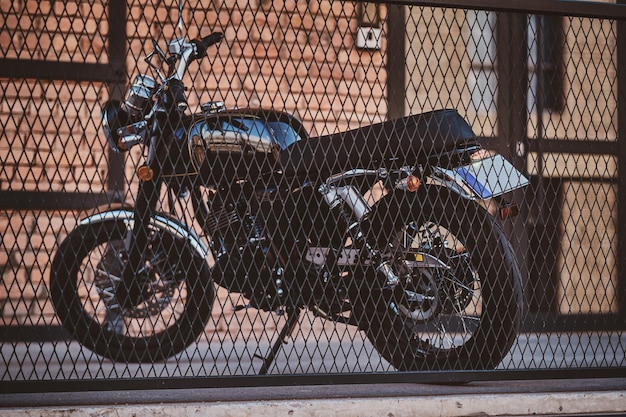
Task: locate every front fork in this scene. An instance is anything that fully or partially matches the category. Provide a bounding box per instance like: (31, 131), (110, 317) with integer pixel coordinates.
(116, 112), (173, 308)
(117, 171), (162, 310)
(114, 107), (206, 309)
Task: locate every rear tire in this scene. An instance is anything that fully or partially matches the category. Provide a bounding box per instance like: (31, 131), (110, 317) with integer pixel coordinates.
(354, 187), (523, 371)
(50, 219), (214, 363)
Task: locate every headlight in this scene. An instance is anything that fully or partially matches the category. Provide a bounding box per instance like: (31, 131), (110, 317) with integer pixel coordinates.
(123, 75), (156, 120)
(102, 99), (130, 152)
(102, 75), (156, 152)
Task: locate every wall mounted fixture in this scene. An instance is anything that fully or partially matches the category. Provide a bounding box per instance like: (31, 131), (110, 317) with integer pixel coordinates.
(356, 2), (381, 50)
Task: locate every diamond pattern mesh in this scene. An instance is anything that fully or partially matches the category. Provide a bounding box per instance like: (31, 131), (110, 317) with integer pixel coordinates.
(0, 1), (624, 383)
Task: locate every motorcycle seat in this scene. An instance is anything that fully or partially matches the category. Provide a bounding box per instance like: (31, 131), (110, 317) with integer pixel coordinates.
(280, 109), (477, 181)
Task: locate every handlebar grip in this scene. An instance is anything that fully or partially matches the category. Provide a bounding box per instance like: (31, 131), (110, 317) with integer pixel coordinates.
(201, 32), (223, 48)
(191, 32), (223, 59)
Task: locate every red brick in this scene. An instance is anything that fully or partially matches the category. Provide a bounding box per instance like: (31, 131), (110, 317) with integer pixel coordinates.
(0, 0), (391, 327)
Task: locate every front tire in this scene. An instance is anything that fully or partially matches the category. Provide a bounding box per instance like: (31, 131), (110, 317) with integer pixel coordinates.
(355, 187), (523, 371)
(50, 219), (214, 363)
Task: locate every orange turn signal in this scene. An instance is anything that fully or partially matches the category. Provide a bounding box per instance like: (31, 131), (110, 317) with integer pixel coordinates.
(137, 165), (154, 181)
(397, 175), (421, 192)
(405, 175), (421, 192)
(500, 204), (520, 220)
(117, 138), (128, 151)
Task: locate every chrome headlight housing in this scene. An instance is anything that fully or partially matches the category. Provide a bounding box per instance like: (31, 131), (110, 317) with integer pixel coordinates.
(102, 99), (130, 152)
(123, 75), (157, 120)
(102, 75), (156, 152)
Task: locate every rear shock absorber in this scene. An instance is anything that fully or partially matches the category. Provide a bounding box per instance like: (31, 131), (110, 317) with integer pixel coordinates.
(318, 182), (399, 288)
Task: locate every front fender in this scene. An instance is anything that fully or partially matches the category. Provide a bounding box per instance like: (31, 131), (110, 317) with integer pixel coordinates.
(79, 209), (210, 259)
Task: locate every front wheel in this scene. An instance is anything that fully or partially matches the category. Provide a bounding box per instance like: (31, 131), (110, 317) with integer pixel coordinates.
(50, 219), (214, 363)
(354, 187), (523, 371)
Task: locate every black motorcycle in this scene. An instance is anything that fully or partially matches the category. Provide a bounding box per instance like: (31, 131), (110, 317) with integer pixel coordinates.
(50, 19), (528, 371)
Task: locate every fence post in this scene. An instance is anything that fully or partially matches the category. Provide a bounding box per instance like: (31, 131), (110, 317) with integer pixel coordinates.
(386, 4), (406, 119)
(617, 2), (626, 316)
(107, 0), (127, 201)
(495, 11), (532, 310)
(495, 11), (527, 164)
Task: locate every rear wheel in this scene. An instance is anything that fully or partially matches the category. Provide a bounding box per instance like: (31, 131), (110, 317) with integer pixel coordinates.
(355, 187), (522, 370)
(50, 219), (214, 363)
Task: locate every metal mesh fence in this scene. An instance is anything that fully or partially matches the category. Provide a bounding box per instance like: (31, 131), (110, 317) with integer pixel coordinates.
(1, 0), (624, 387)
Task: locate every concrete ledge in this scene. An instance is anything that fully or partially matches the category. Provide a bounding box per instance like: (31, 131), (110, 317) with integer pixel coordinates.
(5, 390), (626, 417)
(2, 379), (625, 417)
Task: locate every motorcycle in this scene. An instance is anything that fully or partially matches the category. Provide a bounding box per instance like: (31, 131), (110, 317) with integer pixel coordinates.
(50, 10), (528, 372)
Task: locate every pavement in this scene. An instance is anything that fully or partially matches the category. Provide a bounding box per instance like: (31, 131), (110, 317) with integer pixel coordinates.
(2, 317), (625, 416)
(1, 377), (625, 417)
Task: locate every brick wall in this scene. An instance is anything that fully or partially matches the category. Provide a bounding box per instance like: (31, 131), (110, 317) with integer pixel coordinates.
(0, 0), (388, 327)
(0, 1), (620, 330)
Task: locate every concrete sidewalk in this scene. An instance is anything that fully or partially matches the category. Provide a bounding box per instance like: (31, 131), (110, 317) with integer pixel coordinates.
(2, 378), (625, 417)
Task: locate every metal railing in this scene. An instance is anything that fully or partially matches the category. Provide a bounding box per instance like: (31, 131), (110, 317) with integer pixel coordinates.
(1, 0), (624, 392)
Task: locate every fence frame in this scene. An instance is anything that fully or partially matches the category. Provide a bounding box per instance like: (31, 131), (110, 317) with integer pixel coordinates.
(382, 0), (626, 331)
(1, 0), (625, 391)
(0, 0), (127, 211)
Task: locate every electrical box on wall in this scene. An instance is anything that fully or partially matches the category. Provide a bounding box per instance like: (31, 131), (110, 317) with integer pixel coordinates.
(356, 27), (381, 50)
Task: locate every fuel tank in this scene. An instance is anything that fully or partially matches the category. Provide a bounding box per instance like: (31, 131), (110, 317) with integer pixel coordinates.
(184, 108), (307, 185)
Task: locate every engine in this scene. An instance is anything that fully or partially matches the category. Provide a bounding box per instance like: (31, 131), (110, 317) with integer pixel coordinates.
(205, 185), (287, 311)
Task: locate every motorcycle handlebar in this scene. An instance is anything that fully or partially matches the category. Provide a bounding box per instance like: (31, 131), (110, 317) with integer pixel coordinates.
(191, 32), (223, 59)
(201, 32), (223, 48)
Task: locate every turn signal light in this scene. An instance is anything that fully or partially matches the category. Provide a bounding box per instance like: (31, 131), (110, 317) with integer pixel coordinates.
(405, 175), (421, 192)
(137, 165), (154, 181)
(396, 175), (421, 192)
(500, 204), (520, 220)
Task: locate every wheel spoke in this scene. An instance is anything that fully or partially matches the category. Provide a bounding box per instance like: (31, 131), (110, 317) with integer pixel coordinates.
(76, 236), (190, 338)
(394, 217), (484, 352)
(357, 190), (522, 371)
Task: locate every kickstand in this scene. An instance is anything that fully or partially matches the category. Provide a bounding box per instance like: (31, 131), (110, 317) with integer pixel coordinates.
(258, 306), (301, 375)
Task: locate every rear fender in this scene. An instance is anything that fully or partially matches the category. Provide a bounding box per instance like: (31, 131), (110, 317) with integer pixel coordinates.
(79, 209), (210, 259)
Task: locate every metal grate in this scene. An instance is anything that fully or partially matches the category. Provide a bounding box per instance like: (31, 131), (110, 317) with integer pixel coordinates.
(1, 0), (624, 389)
